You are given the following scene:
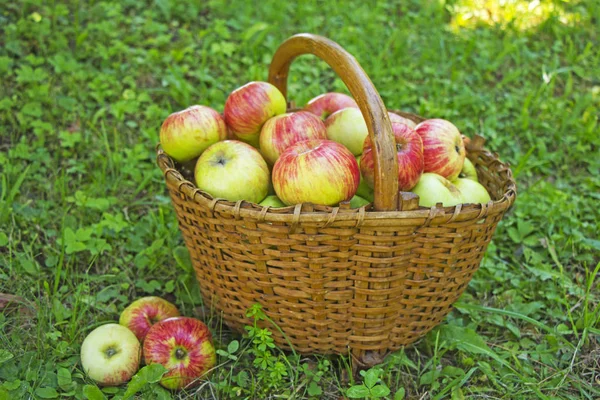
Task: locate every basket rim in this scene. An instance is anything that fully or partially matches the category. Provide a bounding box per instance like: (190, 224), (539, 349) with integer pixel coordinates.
(156, 111), (516, 227)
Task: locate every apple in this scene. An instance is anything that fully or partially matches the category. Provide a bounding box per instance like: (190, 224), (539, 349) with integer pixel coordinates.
(273, 139), (360, 206)
(388, 112), (417, 129)
(360, 122), (424, 191)
(143, 317), (216, 390)
(304, 92), (358, 120)
(119, 297), (180, 341)
(195, 140), (270, 204)
(160, 106), (227, 163)
(223, 81), (287, 146)
(415, 119), (466, 181)
(349, 195), (370, 208)
(325, 107), (368, 156)
(453, 178), (491, 204)
(459, 157), (478, 181)
(355, 156), (374, 202)
(259, 111), (327, 165)
(411, 173), (463, 207)
(80, 324), (141, 386)
(259, 195), (286, 208)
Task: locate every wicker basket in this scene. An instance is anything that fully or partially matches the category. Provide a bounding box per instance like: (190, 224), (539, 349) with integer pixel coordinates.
(156, 33), (516, 366)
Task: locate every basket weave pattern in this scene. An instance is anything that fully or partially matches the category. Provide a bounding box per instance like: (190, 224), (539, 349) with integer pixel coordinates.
(157, 34), (516, 365)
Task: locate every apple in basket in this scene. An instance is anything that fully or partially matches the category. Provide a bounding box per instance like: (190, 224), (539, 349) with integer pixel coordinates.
(259, 111), (327, 165)
(224, 81), (287, 147)
(160, 106), (227, 163)
(388, 111), (417, 129)
(195, 140), (270, 204)
(325, 107), (369, 156)
(459, 157), (478, 181)
(411, 173), (463, 208)
(273, 139), (360, 206)
(143, 317), (216, 390)
(80, 324), (141, 386)
(453, 178), (491, 204)
(415, 119), (466, 181)
(303, 92), (358, 120)
(360, 121), (424, 191)
(119, 296), (180, 341)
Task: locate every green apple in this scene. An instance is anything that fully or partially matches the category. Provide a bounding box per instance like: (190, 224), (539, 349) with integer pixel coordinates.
(453, 178), (491, 204)
(194, 140), (270, 204)
(411, 173), (463, 207)
(260, 195), (286, 208)
(459, 157), (478, 181)
(355, 156), (374, 202)
(349, 195), (370, 208)
(325, 107), (368, 156)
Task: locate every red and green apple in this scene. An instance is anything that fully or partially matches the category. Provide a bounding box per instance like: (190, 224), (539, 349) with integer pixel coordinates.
(415, 119), (466, 181)
(119, 297), (180, 341)
(304, 92), (358, 120)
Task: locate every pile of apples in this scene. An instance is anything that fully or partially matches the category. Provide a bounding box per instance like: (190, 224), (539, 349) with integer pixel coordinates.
(160, 81), (490, 209)
(80, 297), (215, 390)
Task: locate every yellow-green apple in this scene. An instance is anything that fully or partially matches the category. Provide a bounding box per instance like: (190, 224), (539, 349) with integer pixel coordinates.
(80, 324), (141, 386)
(411, 173), (463, 207)
(259, 195), (286, 208)
(349, 195), (370, 208)
(453, 178), (491, 204)
(303, 92), (358, 120)
(459, 157), (478, 181)
(415, 119), (466, 180)
(223, 81), (286, 146)
(388, 112), (417, 129)
(325, 107), (368, 156)
(160, 106), (227, 163)
(119, 297), (180, 341)
(355, 156), (374, 202)
(259, 111), (327, 165)
(194, 140), (269, 204)
(360, 122), (424, 191)
(143, 317), (216, 390)
(273, 139), (360, 206)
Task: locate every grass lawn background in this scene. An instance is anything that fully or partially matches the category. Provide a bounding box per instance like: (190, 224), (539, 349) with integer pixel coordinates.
(1, 0), (598, 398)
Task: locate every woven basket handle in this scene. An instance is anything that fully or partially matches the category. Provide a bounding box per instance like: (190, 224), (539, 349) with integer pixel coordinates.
(268, 33), (399, 211)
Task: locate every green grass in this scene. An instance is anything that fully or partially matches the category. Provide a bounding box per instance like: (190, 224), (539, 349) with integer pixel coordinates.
(1, 0), (599, 398)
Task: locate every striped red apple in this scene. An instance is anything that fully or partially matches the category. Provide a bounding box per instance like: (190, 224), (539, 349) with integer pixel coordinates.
(224, 81), (286, 146)
(273, 139), (360, 206)
(415, 119), (466, 181)
(303, 92), (358, 120)
(119, 297), (180, 341)
(360, 122), (424, 191)
(143, 317), (216, 390)
(259, 111), (327, 165)
(388, 112), (417, 129)
(160, 106), (227, 163)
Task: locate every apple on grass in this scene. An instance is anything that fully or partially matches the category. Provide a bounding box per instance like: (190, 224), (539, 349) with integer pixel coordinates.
(260, 195), (286, 208)
(119, 296), (180, 341)
(160, 106), (228, 163)
(303, 92), (358, 120)
(272, 139), (360, 206)
(415, 119), (466, 181)
(324, 107), (368, 156)
(195, 140), (270, 204)
(360, 121), (424, 191)
(80, 324), (141, 386)
(224, 81), (287, 146)
(453, 178), (491, 204)
(259, 111), (327, 165)
(459, 157), (478, 181)
(144, 317), (216, 390)
(411, 173), (463, 208)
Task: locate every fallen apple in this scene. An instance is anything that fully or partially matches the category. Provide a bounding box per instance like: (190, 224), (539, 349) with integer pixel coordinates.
(223, 81), (287, 146)
(411, 173), (463, 207)
(259, 195), (286, 208)
(304, 92), (358, 120)
(459, 157), (478, 181)
(143, 317), (216, 390)
(160, 106), (227, 163)
(119, 297), (180, 341)
(80, 323), (141, 386)
(325, 107), (368, 156)
(273, 139), (360, 206)
(360, 121), (424, 191)
(453, 178), (491, 204)
(195, 140), (270, 204)
(259, 111), (327, 165)
(415, 119), (466, 181)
